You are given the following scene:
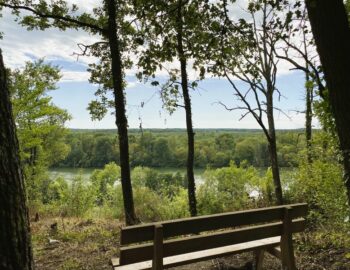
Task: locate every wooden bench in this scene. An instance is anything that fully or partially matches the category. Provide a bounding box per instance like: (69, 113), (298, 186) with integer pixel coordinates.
(112, 203), (308, 270)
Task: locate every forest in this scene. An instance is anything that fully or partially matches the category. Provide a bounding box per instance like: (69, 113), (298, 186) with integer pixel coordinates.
(1, 0), (350, 270)
(56, 129), (302, 168)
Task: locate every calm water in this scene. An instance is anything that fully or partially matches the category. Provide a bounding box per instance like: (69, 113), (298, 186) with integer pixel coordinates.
(48, 168), (96, 181)
(48, 167), (205, 183)
(48, 167), (295, 186)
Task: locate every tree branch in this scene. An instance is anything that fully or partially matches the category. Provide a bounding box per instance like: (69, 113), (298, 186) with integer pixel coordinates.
(0, 3), (106, 34)
(73, 41), (108, 59)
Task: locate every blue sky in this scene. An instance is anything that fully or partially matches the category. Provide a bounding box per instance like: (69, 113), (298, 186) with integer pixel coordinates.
(50, 70), (309, 129)
(0, 2), (317, 129)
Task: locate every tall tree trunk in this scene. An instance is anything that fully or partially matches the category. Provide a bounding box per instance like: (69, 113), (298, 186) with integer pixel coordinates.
(0, 49), (34, 270)
(106, 0), (137, 225)
(306, 0), (350, 208)
(176, 0), (197, 217)
(266, 89), (283, 205)
(303, 17), (314, 164)
(305, 72), (313, 164)
(304, 30), (313, 164)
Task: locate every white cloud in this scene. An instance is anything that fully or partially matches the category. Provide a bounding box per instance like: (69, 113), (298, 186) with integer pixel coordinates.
(0, 9), (100, 77)
(126, 81), (141, 89)
(64, 0), (102, 13)
(60, 70), (91, 82)
(0, 1), (313, 83)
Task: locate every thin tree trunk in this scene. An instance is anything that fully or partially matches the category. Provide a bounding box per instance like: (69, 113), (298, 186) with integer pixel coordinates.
(176, 0), (197, 217)
(180, 56), (197, 217)
(106, 0), (137, 225)
(305, 72), (313, 164)
(266, 90), (283, 205)
(260, 3), (283, 205)
(306, 0), (350, 208)
(303, 29), (313, 164)
(0, 49), (34, 270)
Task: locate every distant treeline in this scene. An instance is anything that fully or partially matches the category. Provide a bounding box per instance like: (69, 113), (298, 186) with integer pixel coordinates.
(53, 129), (308, 169)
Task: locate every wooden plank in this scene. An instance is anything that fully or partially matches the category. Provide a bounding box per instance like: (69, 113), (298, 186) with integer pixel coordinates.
(121, 203), (308, 245)
(152, 224), (163, 270)
(119, 218), (305, 265)
(114, 237), (281, 270)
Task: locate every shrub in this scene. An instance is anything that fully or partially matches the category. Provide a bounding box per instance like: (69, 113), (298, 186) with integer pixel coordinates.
(59, 174), (96, 217)
(289, 132), (348, 227)
(290, 159), (347, 227)
(90, 162), (120, 205)
(197, 162), (260, 214)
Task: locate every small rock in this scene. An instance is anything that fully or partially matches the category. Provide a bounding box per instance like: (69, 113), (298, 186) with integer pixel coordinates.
(48, 238), (60, 245)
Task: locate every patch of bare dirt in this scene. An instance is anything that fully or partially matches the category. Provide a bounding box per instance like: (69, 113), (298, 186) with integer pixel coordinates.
(31, 217), (121, 270)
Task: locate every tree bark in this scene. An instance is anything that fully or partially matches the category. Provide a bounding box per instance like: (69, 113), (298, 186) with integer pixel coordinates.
(176, 0), (197, 217)
(261, 3), (283, 205)
(305, 72), (313, 164)
(0, 49), (34, 270)
(266, 89), (283, 205)
(105, 0), (137, 225)
(304, 29), (313, 164)
(306, 0), (350, 208)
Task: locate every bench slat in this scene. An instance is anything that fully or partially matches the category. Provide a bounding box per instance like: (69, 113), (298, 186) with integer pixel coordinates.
(121, 203), (307, 245)
(113, 236), (281, 270)
(120, 218), (305, 265)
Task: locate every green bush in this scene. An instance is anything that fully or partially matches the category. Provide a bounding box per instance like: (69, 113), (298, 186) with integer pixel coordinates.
(132, 167), (185, 191)
(290, 159), (347, 226)
(197, 162), (260, 214)
(37, 173), (96, 217)
(91, 166), (189, 222)
(90, 162), (120, 205)
(103, 183), (189, 222)
(44, 176), (69, 203)
(289, 132), (348, 227)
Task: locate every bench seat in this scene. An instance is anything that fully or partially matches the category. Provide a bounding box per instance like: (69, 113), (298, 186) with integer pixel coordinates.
(112, 236), (281, 270)
(112, 203), (308, 270)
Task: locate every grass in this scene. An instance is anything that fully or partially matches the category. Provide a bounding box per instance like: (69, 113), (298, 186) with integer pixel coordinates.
(31, 217), (120, 270)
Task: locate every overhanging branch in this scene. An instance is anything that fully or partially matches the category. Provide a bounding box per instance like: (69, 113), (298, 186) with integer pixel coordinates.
(0, 3), (106, 34)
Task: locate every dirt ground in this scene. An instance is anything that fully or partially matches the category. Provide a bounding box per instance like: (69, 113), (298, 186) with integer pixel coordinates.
(31, 217), (350, 270)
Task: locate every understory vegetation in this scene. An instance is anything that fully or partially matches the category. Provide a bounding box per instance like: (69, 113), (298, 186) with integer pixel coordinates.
(2, 0), (350, 269)
(34, 131), (349, 226)
(31, 129), (349, 234)
(28, 130), (350, 270)
(8, 61), (350, 268)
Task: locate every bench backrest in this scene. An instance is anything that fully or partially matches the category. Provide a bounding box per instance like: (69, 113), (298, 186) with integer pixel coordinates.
(119, 203), (307, 265)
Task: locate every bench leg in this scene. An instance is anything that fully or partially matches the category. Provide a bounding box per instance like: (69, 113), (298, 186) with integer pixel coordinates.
(281, 207), (297, 270)
(153, 224), (163, 270)
(281, 240), (296, 270)
(255, 249), (265, 270)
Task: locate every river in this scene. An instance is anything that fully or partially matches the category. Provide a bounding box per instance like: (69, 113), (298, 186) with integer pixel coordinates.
(48, 167), (206, 183)
(48, 167), (295, 188)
